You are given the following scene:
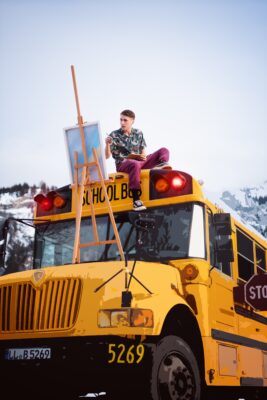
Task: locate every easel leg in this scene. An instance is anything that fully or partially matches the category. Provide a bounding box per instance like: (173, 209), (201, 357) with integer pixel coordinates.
(85, 172), (99, 243)
(72, 166), (87, 263)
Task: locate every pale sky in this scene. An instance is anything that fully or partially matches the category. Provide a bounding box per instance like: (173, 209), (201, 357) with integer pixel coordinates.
(0, 0), (266, 192)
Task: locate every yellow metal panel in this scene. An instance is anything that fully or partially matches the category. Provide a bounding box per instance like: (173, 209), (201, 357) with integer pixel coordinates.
(209, 270), (237, 333)
(202, 337), (240, 386)
(238, 315), (267, 345)
(218, 344), (237, 376)
(263, 352), (267, 379)
(239, 347), (263, 378)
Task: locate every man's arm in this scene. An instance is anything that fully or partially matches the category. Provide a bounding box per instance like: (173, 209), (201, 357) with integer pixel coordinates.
(105, 136), (112, 159)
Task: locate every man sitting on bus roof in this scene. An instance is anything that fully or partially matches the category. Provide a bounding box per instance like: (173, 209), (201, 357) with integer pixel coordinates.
(105, 109), (171, 211)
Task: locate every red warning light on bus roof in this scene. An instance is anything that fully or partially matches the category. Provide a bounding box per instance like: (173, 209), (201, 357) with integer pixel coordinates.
(150, 170), (193, 199)
(154, 177), (170, 193)
(34, 185), (71, 217)
(171, 175), (186, 190)
(53, 194), (66, 209)
(34, 192), (67, 212)
(34, 194), (53, 211)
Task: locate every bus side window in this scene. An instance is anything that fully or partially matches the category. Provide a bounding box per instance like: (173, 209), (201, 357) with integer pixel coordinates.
(208, 213), (232, 276)
(236, 229), (254, 281)
(256, 244), (266, 274)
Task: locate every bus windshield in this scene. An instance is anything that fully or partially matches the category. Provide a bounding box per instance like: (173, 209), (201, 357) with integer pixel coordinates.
(34, 203), (205, 268)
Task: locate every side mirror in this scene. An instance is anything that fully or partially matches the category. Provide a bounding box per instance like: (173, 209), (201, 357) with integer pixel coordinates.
(216, 237), (234, 263)
(213, 213), (232, 236)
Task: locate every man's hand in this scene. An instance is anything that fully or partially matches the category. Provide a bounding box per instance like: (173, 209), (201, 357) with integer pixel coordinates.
(127, 153), (147, 161)
(105, 136), (113, 159)
(105, 136), (113, 145)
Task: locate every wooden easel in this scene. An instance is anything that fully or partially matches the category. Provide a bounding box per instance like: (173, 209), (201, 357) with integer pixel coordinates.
(71, 65), (125, 264)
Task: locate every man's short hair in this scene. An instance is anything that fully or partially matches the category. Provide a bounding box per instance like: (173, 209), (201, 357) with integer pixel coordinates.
(121, 109), (135, 119)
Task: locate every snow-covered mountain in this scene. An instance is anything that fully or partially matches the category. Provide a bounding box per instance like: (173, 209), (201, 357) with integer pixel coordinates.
(220, 181), (267, 238)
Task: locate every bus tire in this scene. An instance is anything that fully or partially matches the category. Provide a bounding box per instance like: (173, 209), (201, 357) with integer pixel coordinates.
(150, 335), (201, 400)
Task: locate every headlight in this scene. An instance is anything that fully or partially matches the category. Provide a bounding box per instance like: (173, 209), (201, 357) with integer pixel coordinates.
(131, 309), (153, 327)
(98, 309), (154, 328)
(111, 310), (130, 327)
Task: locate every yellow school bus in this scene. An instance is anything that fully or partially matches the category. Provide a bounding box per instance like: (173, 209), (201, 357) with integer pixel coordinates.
(0, 168), (266, 400)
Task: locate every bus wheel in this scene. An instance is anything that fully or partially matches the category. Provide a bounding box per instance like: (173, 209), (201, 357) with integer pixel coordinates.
(151, 335), (201, 400)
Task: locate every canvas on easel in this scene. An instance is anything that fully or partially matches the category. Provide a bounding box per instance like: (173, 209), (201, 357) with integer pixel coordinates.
(64, 121), (108, 183)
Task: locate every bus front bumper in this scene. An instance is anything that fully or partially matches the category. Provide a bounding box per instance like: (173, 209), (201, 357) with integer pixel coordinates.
(0, 335), (154, 400)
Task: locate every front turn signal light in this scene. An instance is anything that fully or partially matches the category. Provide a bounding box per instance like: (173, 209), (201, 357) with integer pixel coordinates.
(131, 309), (153, 328)
(183, 264), (199, 280)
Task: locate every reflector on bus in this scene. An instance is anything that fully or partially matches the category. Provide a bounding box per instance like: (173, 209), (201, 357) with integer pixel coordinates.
(150, 170), (193, 199)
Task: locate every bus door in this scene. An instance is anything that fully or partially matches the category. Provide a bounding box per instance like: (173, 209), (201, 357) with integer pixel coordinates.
(208, 211), (237, 333)
(207, 211), (239, 381)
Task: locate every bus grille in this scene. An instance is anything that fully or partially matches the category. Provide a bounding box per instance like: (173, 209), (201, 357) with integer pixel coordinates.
(0, 278), (82, 333)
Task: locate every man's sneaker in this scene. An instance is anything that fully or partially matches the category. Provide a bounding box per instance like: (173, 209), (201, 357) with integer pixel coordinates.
(152, 162), (172, 170)
(133, 200), (146, 211)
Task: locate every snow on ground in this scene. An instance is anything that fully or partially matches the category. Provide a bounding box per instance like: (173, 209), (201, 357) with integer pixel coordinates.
(0, 192), (19, 206)
(6, 206), (33, 219)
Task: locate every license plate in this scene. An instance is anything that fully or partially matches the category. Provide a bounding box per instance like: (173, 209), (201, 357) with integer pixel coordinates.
(5, 348), (51, 360)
